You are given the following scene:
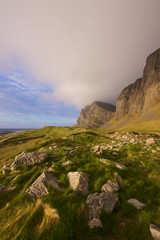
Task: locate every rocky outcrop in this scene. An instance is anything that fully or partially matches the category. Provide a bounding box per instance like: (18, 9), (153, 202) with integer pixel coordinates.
(67, 171), (89, 195)
(75, 101), (116, 128)
(26, 172), (62, 200)
(11, 151), (48, 168)
(116, 48), (160, 119)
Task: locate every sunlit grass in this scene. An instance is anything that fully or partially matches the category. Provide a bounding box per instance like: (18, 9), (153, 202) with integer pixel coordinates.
(0, 126), (160, 239)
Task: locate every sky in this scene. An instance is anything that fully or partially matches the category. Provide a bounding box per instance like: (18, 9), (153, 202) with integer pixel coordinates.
(0, 0), (160, 128)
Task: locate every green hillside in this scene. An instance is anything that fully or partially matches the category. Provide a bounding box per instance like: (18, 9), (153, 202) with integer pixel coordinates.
(0, 127), (160, 239)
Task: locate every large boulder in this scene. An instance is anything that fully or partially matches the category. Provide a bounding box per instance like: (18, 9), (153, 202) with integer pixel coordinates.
(86, 192), (119, 229)
(11, 151), (48, 168)
(67, 171), (89, 195)
(26, 172), (62, 200)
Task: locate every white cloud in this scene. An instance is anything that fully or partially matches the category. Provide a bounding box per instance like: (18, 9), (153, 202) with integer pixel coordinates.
(0, 0), (160, 108)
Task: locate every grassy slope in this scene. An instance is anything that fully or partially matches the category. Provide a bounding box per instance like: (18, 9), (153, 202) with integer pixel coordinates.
(0, 127), (160, 239)
(101, 103), (160, 132)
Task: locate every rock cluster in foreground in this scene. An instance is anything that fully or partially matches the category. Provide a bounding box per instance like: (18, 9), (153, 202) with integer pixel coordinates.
(26, 172), (62, 200)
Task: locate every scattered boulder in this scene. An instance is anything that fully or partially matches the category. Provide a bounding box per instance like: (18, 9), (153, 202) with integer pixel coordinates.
(146, 138), (155, 145)
(152, 149), (157, 153)
(86, 192), (119, 228)
(101, 180), (119, 193)
(63, 147), (72, 151)
(38, 147), (49, 153)
(47, 162), (56, 172)
(150, 224), (160, 240)
(92, 145), (100, 153)
(26, 172), (62, 200)
(62, 137), (68, 140)
(11, 151), (48, 168)
(2, 165), (11, 174)
(62, 161), (73, 167)
(0, 185), (16, 192)
(99, 158), (126, 170)
(67, 172), (89, 195)
(127, 199), (145, 209)
(49, 145), (58, 150)
(130, 138), (135, 143)
(112, 152), (119, 155)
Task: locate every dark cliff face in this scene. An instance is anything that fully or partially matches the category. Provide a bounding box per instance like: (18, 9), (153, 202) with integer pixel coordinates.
(75, 101), (116, 128)
(116, 48), (160, 119)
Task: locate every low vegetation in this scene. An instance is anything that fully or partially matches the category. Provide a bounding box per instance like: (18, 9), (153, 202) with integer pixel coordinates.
(0, 126), (160, 239)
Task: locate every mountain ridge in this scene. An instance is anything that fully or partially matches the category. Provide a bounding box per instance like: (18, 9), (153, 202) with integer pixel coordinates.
(75, 48), (160, 130)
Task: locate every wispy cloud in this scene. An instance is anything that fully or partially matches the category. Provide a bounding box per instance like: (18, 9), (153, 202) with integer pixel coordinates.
(0, 0), (160, 108)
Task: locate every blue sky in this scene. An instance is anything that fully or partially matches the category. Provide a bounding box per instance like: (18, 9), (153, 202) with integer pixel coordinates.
(0, 68), (79, 128)
(0, 1), (160, 128)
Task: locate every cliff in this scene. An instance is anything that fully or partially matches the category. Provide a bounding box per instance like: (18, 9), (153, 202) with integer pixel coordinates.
(116, 48), (160, 119)
(75, 101), (116, 128)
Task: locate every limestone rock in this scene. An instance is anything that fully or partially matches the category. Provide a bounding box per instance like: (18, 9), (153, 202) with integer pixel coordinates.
(127, 199), (145, 209)
(86, 192), (119, 228)
(11, 151), (48, 168)
(146, 138), (155, 145)
(67, 172), (89, 195)
(114, 172), (123, 187)
(99, 158), (126, 170)
(101, 180), (119, 193)
(150, 224), (160, 240)
(92, 145), (100, 153)
(2, 165), (11, 174)
(62, 161), (72, 167)
(0, 185), (16, 192)
(26, 172), (62, 200)
(88, 218), (103, 229)
(75, 101), (116, 128)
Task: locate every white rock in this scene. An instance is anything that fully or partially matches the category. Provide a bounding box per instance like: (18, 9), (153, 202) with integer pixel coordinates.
(146, 138), (155, 145)
(62, 161), (72, 167)
(150, 224), (160, 240)
(127, 199), (145, 209)
(67, 172), (89, 195)
(152, 150), (157, 153)
(92, 145), (100, 153)
(99, 159), (126, 170)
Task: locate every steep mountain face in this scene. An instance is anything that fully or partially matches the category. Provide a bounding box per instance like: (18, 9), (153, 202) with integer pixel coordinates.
(116, 48), (160, 119)
(75, 101), (116, 128)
